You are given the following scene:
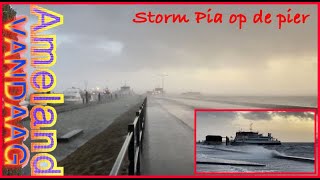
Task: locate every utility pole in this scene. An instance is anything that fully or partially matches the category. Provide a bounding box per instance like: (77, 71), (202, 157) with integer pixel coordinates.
(84, 80), (88, 91)
(158, 74), (168, 90)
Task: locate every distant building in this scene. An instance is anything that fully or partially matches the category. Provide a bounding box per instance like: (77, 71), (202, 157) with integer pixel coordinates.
(204, 135), (223, 145)
(146, 91), (153, 95)
(119, 85), (132, 95)
(121, 85), (130, 91)
(154, 88), (164, 94)
(181, 92), (201, 96)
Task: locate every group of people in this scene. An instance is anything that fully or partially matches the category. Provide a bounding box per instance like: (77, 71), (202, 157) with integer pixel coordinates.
(81, 91), (119, 104)
(81, 91), (91, 104)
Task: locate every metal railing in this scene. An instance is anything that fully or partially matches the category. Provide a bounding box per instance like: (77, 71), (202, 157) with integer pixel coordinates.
(109, 97), (147, 175)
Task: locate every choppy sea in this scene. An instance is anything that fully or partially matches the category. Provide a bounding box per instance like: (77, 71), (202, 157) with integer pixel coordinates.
(196, 143), (315, 173)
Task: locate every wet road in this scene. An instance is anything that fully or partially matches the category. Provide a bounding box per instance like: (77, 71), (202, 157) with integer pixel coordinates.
(140, 96), (261, 175)
(159, 96), (259, 109)
(141, 98), (194, 175)
(167, 95), (316, 109)
(153, 96), (259, 130)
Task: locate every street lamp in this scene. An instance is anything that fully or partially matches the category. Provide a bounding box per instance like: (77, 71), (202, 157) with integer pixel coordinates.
(158, 73), (168, 90)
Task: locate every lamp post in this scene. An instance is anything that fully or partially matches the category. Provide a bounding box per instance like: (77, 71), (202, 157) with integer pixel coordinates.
(158, 74), (168, 90)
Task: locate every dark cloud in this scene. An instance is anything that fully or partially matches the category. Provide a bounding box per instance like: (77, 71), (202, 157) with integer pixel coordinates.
(197, 111), (239, 120)
(12, 5), (316, 70)
(271, 112), (315, 120)
(196, 112), (240, 131)
(240, 111), (314, 121)
(241, 112), (272, 120)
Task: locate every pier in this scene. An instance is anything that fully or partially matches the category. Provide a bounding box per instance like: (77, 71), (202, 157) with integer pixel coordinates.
(20, 94), (316, 175)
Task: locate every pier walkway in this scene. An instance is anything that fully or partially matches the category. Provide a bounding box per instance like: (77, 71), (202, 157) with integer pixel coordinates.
(140, 98), (194, 175)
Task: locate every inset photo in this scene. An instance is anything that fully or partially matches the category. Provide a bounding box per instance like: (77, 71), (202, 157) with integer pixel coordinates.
(195, 109), (317, 174)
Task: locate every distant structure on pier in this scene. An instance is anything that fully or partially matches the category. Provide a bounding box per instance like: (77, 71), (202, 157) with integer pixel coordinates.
(204, 135), (223, 145)
(145, 87), (165, 95)
(181, 92), (201, 96)
(154, 87), (164, 94)
(119, 84), (133, 95)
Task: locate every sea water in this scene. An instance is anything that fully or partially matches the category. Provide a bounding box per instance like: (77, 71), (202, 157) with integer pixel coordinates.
(196, 143), (315, 173)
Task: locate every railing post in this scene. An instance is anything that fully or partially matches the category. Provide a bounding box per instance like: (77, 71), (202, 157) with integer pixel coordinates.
(135, 111), (141, 175)
(144, 98), (147, 127)
(137, 150), (141, 175)
(109, 97), (148, 176)
(136, 111), (140, 148)
(139, 106), (143, 133)
(137, 106), (144, 175)
(128, 124), (135, 175)
(141, 99), (146, 153)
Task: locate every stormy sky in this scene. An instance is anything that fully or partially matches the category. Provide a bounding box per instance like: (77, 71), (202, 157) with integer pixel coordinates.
(11, 4), (317, 95)
(196, 111), (315, 142)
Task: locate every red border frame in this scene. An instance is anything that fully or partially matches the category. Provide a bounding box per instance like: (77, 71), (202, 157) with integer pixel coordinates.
(194, 109), (318, 177)
(2, 2), (320, 5)
(0, 1), (319, 178)
(0, 1), (3, 178)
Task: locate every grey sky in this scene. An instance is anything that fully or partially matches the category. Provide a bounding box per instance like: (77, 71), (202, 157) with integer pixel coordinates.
(11, 4), (317, 95)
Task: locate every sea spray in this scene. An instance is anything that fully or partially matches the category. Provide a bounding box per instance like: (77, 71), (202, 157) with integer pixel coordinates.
(204, 145), (286, 161)
(239, 145), (286, 159)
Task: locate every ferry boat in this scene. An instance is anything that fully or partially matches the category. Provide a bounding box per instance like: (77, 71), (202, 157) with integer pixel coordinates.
(231, 123), (281, 145)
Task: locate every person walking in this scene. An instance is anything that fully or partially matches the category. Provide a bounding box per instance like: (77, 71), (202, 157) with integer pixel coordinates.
(226, 136), (230, 146)
(85, 91), (89, 104)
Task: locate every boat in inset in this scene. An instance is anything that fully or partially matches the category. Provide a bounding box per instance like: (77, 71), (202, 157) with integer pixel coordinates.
(231, 123), (281, 145)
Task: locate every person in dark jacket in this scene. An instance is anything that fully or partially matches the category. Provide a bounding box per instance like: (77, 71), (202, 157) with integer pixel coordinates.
(85, 91), (89, 104)
(226, 136), (230, 146)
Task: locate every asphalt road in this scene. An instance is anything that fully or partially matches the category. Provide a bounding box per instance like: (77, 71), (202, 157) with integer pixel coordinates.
(141, 97), (194, 175)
